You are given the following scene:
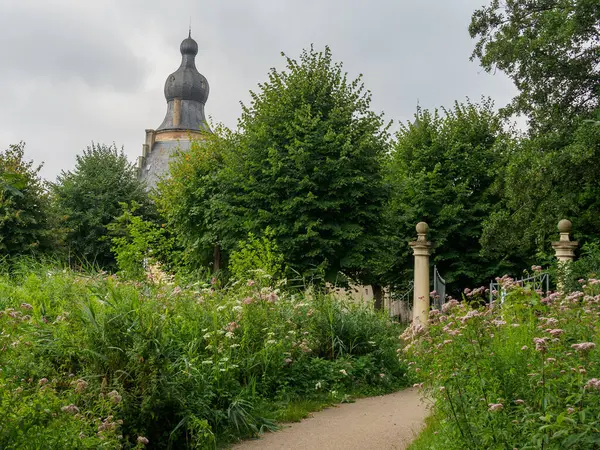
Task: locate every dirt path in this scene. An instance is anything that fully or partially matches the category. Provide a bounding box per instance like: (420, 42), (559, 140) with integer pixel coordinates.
(232, 388), (429, 450)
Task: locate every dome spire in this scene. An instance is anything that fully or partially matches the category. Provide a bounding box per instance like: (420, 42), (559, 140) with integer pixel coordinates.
(155, 31), (210, 132)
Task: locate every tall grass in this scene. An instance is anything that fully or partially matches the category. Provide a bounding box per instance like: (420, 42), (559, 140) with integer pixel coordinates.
(0, 263), (406, 449)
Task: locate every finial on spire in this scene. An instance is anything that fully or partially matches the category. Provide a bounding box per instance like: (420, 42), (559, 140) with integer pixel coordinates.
(189, 17), (192, 38)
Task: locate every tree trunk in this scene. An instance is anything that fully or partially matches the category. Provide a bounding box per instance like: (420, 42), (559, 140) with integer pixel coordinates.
(373, 284), (384, 310)
(213, 244), (221, 273)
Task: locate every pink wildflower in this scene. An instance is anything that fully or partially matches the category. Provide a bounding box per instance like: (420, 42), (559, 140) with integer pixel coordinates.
(61, 404), (80, 414)
(488, 403), (503, 412)
(137, 436), (149, 445)
(533, 337), (549, 352)
(571, 342), (596, 354)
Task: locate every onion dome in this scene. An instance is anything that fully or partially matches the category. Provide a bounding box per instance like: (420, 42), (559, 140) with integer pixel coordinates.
(164, 33), (209, 104)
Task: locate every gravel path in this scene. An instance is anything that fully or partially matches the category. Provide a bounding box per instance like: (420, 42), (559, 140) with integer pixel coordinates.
(232, 388), (429, 450)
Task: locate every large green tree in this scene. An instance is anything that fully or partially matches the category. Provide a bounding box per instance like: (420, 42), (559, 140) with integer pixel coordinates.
(0, 142), (58, 259)
(471, 0), (600, 266)
(53, 143), (152, 268)
(470, 0), (600, 130)
(233, 46), (391, 283)
(481, 118), (600, 264)
(384, 100), (513, 294)
(156, 128), (239, 272)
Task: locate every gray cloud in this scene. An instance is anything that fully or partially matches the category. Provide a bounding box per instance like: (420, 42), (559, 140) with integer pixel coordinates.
(0, 0), (516, 181)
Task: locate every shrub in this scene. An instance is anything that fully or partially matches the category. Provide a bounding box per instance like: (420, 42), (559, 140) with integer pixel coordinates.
(405, 278), (600, 449)
(0, 263), (406, 449)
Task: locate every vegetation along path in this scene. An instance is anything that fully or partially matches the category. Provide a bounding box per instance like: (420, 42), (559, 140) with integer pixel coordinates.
(234, 388), (428, 450)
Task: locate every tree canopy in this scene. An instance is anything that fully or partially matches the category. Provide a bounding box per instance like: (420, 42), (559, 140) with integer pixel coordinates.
(0, 142), (57, 259)
(384, 100), (513, 294)
(470, 0), (600, 130)
(53, 143), (152, 269)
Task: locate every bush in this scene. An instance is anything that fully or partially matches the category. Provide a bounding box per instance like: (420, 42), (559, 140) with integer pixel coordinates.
(405, 277), (600, 449)
(0, 263), (406, 449)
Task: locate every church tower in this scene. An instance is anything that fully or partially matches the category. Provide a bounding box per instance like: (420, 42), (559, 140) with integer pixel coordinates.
(138, 32), (210, 189)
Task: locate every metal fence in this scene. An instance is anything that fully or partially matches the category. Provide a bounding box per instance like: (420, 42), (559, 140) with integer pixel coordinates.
(388, 281), (413, 323)
(489, 272), (550, 304)
(432, 265), (446, 310)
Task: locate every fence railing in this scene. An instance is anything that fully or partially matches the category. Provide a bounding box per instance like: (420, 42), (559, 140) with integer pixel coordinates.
(489, 272), (550, 304)
(388, 281), (413, 323)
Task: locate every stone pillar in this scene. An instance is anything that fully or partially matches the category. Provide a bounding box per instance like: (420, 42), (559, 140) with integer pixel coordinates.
(409, 222), (432, 326)
(551, 219), (578, 291)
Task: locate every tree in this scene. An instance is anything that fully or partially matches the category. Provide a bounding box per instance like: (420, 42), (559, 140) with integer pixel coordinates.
(470, 0), (600, 130)
(155, 127), (240, 272)
(53, 143), (152, 269)
(233, 46), (391, 283)
(0, 142), (58, 259)
(481, 118), (600, 264)
(384, 100), (513, 294)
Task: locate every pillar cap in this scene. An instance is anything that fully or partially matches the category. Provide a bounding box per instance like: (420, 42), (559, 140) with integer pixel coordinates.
(558, 219), (572, 233)
(416, 222), (429, 234)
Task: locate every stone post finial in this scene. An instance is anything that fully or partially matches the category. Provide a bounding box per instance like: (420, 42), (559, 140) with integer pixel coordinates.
(552, 219), (578, 292)
(409, 222), (432, 327)
(552, 219), (577, 262)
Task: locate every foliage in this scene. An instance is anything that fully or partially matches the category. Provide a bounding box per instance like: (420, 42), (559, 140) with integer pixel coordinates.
(230, 46), (391, 283)
(405, 276), (600, 449)
(52, 143), (152, 269)
(384, 100), (512, 294)
(156, 128), (240, 272)
(470, 0), (600, 130)
(0, 142), (59, 259)
(481, 119), (600, 266)
(228, 230), (286, 284)
(0, 262), (406, 449)
(107, 202), (178, 280)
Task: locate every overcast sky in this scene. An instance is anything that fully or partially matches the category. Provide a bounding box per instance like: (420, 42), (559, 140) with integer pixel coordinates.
(0, 0), (516, 181)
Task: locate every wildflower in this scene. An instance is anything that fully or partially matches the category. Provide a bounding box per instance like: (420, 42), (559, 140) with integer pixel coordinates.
(546, 358), (557, 363)
(514, 399), (525, 405)
(547, 329), (565, 337)
(247, 280), (255, 287)
(137, 436), (149, 445)
(39, 378), (49, 386)
(242, 297), (253, 305)
(107, 390), (122, 405)
(202, 360), (213, 365)
(267, 292), (278, 303)
(413, 383), (424, 389)
(439, 386), (446, 392)
(61, 404), (80, 414)
(567, 407), (576, 414)
(225, 331), (234, 339)
(74, 379), (88, 393)
(339, 369), (348, 376)
(584, 378), (600, 390)
(531, 265), (542, 272)
(442, 299), (459, 314)
(20, 303), (33, 310)
(488, 403), (503, 412)
(284, 358), (293, 365)
(492, 319), (506, 327)
(315, 381), (322, 390)
(379, 373), (385, 378)
(571, 342), (596, 354)
(533, 337), (549, 352)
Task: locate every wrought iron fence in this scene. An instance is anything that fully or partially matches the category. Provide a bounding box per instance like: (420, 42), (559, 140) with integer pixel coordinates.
(432, 265), (446, 310)
(388, 281), (413, 323)
(489, 272), (550, 304)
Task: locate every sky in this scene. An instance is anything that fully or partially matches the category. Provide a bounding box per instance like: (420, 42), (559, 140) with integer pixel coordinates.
(0, 0), (517, 182)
